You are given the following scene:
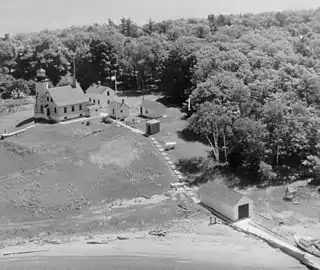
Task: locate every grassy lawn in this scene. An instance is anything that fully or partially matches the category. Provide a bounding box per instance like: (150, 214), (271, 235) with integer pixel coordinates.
(0, 118), (176, 226)
(124, 95), (210, 163)
(0, 108), (34, 134)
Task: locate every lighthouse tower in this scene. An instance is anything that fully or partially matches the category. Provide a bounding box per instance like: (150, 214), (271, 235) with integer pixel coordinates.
(35, 68), (49, 98)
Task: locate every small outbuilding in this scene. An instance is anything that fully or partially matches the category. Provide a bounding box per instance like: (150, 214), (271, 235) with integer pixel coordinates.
(108, 99), (130, 120)
(284, 185), (297, 201)
(199, 181), (253, 222)
(140, 100), (166, 119)
(86, 104), (100, 117)
(146, 119), (160, 135)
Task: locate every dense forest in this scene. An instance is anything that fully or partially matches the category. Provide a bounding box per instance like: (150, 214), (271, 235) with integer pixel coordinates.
(2, 8), (320, 184)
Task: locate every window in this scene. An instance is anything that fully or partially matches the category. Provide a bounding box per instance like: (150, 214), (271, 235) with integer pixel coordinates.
(98, 100), (100, 105)
(80, 114), (83, 117)
(47, 97), (49, 102)
(40, 105), (44, 114)
(72, 106), (75, 112)
(89, 98), (91, 102)
(64, 116), (67, 120)
(93, 99), (96, 104)
(107, 91), (110, 96)
(64, 107), (67, 113)
(51, 98), (53, 102)
(54, 107), (57, 114)
(107, 100), (110, 104)
(79, 104), (82, 110)
(120, 110), (123, 113)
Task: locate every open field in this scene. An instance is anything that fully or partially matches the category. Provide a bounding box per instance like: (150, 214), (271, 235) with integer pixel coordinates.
(0, 117), (179, 239)
(0, 108), (34, 134)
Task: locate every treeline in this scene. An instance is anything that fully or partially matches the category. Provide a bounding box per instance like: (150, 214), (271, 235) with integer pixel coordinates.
(1, 8), (320, 183)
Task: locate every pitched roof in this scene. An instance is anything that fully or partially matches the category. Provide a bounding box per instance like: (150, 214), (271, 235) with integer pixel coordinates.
(47, 86), (88, 107)
(141, 100), (166, 113)
(110, 100), (130, 108)
(147, 119), (160, 124)
(199, 181), (245, 206)
(86, 84), (113, 95)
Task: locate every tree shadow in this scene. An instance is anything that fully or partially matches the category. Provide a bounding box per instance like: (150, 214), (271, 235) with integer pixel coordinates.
(180, 114), (189, 120)
(308, 177), (320, 186)
(117, 91), (142, 97)
(16, 117), (35, 128)
(176, 157), (205, 175)
(156, 96), (181, 108)
(176, 128), (207, 144)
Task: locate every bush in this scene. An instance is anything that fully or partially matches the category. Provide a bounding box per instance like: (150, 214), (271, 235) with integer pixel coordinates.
(102, 116), (112, 124)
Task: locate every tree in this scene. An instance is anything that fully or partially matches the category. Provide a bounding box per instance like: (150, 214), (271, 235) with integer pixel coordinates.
(0, 75), (30, 99)
(161, 39), (197, 103)
(189, 101), (233, 163)
(76, 38), (120, 89)
(143, 19), (156, 35)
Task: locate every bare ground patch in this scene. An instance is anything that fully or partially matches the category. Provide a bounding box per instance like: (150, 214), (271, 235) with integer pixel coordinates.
(89, 138), (140, 168)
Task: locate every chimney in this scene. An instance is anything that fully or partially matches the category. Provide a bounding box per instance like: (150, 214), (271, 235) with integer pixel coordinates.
(97, 81), (101, 86)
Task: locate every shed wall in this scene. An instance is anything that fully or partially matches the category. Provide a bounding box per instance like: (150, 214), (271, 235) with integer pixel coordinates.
(231, 197), (254, 221)
(200, 193), (235, 221)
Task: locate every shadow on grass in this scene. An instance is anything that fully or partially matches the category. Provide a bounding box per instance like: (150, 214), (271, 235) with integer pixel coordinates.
(176, 128), (207, 145)
(117, 91), (143, 97)
(16, 117), (35, 128)
(117, 90), (163, 98)
(308, 177), (320, 186)
(156, 96), (182, 108)
(176, 157), (205, 175)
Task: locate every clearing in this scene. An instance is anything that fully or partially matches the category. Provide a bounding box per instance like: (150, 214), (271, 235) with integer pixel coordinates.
(1, 94), (319, 262)
(0, 116), (178, 241)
